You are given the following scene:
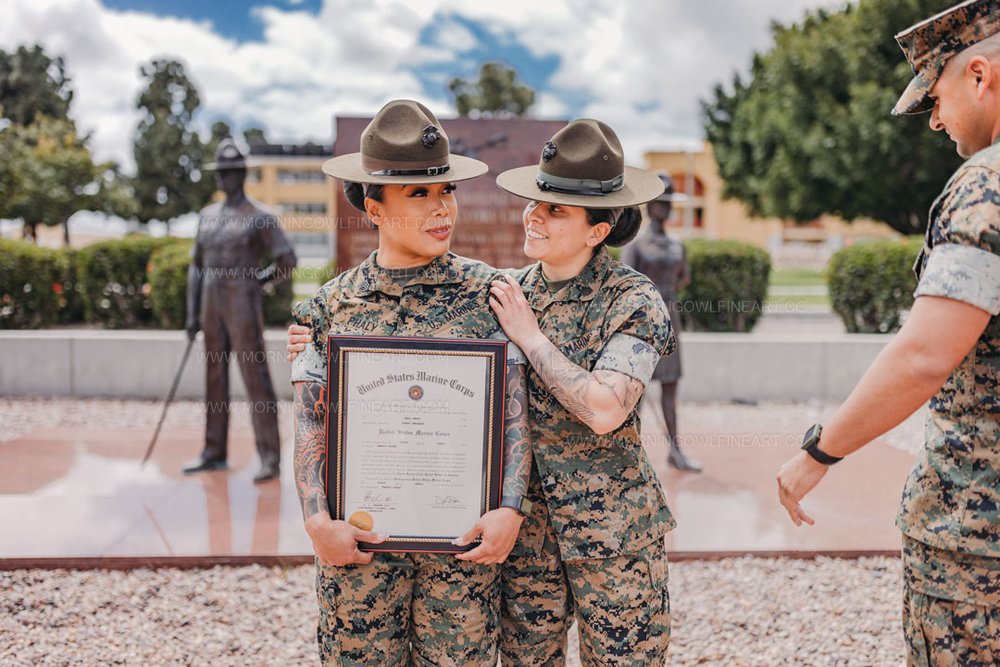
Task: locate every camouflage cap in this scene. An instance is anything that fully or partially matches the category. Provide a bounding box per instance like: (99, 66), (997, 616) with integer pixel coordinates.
(893, 0), (1000, 116)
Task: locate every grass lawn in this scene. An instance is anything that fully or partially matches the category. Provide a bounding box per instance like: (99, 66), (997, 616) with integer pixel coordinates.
(769, 268), (826, 287)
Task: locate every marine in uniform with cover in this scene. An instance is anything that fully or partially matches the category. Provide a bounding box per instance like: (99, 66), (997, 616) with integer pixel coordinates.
(289, 100), (533, 666)
(490, 119), (677, 665)
(184, 138), (297, 484)
(776, 2), (1000, 663)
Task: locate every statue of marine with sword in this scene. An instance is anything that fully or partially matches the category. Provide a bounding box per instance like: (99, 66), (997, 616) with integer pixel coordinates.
(157, 138), (297, 483)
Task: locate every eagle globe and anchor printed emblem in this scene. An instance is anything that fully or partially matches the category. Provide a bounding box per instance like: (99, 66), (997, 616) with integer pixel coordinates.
(408, 385), (424, 401)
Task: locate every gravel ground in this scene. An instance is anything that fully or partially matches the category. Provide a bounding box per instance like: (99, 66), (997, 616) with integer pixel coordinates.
(1, 557), (903, 666)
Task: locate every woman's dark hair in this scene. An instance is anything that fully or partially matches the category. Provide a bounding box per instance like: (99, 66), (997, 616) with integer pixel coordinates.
(343, 181), (385, 212)
(585, 206), (642, 247)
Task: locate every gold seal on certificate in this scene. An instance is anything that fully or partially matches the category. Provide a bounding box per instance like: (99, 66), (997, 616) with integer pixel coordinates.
(325, 336), (506, 553)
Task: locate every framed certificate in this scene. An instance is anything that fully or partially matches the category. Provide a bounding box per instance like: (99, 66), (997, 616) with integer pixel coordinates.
(325, 335), (507, 553)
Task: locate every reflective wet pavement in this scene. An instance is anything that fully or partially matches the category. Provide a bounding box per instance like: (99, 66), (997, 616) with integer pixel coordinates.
(0, 403), (915, 563)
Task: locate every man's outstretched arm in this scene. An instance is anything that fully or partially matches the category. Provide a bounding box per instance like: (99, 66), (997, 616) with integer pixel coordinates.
(776, 295), (991, 526)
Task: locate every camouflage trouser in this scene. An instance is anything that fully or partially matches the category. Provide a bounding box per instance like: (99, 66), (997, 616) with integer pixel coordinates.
(314, 552), (500, 666)
(501, 484), (573, 666)
(501, 478), (671, 666)
(902, 536), (1000, 666)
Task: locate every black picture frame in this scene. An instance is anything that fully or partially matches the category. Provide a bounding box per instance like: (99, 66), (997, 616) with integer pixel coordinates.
(325, 335), (507, 553)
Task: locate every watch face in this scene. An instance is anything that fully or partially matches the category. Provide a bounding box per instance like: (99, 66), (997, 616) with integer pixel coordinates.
(801, 424), (821, 448)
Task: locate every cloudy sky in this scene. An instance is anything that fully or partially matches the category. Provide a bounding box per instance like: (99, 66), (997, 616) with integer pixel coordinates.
(1, 0), (847, 170)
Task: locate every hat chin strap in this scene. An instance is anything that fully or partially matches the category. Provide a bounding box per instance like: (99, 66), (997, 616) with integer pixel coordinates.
(536, 170), (624, 196)
(607, 207), (625, 230)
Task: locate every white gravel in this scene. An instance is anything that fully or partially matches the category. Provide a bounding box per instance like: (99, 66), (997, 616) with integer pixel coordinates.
(1, 557), (904, 666)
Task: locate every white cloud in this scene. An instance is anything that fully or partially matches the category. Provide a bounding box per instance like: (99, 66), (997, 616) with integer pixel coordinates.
(0, 0), (849, 169)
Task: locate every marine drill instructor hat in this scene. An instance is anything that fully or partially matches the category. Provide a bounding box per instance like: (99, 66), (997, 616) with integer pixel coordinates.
(321, 99), (488, 184)
(893, 0), (1000, 115)
(203, 137), (248, 170)
(496, 119), (664, 208)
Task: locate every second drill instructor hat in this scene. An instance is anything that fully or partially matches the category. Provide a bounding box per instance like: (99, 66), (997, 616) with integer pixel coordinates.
(893, 0), (1000, 115)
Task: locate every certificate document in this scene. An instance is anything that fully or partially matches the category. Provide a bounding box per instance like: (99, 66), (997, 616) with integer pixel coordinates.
(326, 336), (506, 553)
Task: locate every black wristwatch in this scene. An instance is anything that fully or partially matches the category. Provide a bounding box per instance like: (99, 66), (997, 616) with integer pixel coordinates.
(500, 495), (533, 517)
(801, 424), (842, 465)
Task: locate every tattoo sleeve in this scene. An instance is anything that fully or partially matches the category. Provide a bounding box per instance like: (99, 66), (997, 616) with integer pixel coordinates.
(293, 381), (328, 521)
(526, 338), (644, 432)
(501, 362), (532, 499)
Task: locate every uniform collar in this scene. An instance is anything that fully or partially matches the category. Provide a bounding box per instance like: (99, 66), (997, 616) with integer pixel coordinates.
(524, 246), (612, 310)
(355, 251), (465, 298)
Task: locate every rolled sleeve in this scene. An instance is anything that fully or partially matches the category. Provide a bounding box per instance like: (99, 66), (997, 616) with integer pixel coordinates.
(914, 243), (1000, 316)
(291, 345), (327, 384)
(291, 293), (332, 384)
(488, 330), (526, 366)
(593, 333), (661, 386)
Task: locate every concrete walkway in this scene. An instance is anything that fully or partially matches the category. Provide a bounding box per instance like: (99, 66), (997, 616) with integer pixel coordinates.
(0, 396), (918, 565)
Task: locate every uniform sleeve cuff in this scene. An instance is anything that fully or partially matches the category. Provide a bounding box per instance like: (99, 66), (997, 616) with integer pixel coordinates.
(915, 243), (1000, 316)
(488, 330), (527, 365)
(290, 346), (328, 384)
(593, 333), (661, 386)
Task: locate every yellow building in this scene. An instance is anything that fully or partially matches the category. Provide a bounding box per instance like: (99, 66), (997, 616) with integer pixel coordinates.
(644, 142), (897, 266)
(244, 143), (336, 261)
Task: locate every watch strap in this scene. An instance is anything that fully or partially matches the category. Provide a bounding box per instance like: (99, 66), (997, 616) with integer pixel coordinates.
(500, 495), (532, 517)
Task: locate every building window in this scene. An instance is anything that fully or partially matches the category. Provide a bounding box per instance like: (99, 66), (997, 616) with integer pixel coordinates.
(277, 170), (325, 183)
(669, 173), (704, 228)
(246, 169), (261, 183)
(278, 202), (327, 214)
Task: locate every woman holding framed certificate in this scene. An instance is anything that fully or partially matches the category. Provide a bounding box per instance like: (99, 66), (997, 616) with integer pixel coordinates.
(289, 99), (533, 667)
(486, 119), (676, 666)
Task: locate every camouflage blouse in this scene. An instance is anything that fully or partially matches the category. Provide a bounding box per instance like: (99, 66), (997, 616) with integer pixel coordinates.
(898, 139), (1000, 562)
(290, 251), (525, 383)
(518, 247), (677, 561)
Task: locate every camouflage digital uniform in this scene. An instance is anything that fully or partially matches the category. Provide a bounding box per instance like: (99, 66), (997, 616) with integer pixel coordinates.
(897, 139), (1000, 666)
(501, 247), (676, 666)
(290, 250), (527, 667)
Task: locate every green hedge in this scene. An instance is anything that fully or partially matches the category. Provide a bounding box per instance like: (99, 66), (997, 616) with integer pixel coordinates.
(827, 238), (923, 333)
(0, 239), (64, 328)
(76, 236), (175, 328)
(57, 248), (87, 324)
(677, 239), (771, 332)
(148, 241), (193, 329)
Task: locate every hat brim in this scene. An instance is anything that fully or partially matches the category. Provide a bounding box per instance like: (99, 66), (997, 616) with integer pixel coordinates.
(203, 160), (248, 170)
(321, 153), (489, 184)
(892, 71), (935, 116)
(496, 165), (666, 208)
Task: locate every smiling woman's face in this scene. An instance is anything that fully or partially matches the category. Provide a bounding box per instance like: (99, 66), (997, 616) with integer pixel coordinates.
(367, 182), (458, 265)
(521, 200), (609, 265)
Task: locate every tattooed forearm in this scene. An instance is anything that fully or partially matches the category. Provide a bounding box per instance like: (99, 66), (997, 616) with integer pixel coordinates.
(526, 338), (644, 434)
(293, 381), (328, 521)
(501, 363), (532, 499)
(593, 369), (645, 412)
(527, 339), (597, 422)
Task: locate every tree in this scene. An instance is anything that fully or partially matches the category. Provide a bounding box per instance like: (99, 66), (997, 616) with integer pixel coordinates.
(243, 126), (268, 146)
(449, 62), (535, 118)
(0, 116), (135, 244)
(702, 0), (961, 235)
(0, 44), (72, 125)
(132, 59), (213, 232)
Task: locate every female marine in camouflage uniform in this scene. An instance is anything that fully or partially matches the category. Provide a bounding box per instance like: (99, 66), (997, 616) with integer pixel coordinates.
(488, 119), (676, 666)
(289, 100), (532, 667)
